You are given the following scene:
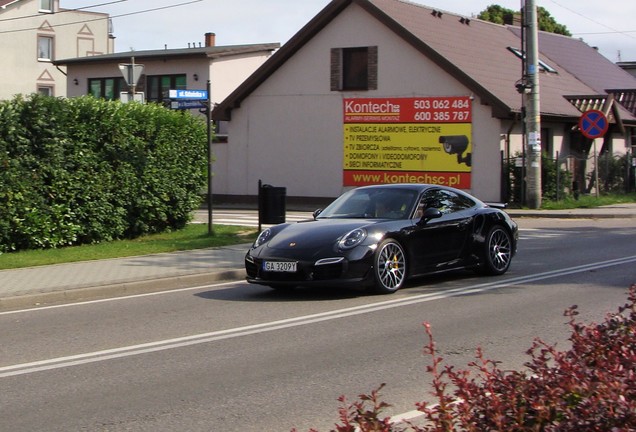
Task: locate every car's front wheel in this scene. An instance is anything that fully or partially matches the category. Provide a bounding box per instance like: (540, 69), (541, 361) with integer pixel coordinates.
(478, 226), (513, 275)
(371, 239), (407, 294)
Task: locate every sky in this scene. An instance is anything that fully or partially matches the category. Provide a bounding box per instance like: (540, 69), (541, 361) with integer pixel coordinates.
(61, 0), (636, 63)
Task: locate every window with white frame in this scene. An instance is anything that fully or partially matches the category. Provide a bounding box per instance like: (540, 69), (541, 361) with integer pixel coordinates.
(40, 0), (53, 12)
(37, 36), (53, 61)
(37, 86), (53, 96)
(507, 47), (557, 73)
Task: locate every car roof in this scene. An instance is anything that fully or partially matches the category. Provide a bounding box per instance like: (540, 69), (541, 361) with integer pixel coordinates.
(356, 183), (439, 193)
(354, 184), (486, 205)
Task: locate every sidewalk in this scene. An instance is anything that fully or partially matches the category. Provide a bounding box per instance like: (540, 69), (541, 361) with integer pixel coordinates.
(506, 203), (636, 219)
(1, 204), (635, 310)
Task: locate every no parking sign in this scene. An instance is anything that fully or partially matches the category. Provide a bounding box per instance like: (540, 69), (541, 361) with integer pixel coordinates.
(578, 109), (608, 139)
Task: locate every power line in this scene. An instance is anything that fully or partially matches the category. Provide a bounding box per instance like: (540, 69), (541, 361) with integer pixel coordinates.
(97, 0), (203, 20)
(545, 0), (636, 41)
(573, 30), (636, 36)
(0, 0), (127, 22)
(0, 0), (203, 34)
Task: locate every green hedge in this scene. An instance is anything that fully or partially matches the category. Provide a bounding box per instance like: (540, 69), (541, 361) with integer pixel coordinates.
(0, 94), (208, 252)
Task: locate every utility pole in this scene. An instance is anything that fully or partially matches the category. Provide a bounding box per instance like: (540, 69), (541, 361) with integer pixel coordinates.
(524, 0), (542, 208)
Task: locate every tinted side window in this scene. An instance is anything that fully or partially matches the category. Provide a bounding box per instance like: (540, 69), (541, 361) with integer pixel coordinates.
(419, 189), (475, 215)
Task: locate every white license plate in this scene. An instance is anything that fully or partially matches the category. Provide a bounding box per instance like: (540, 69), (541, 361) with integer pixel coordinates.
(263, 261), (297, 272)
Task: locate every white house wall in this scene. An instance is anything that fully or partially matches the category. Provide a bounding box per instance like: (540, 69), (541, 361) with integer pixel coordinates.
(0, 0), (110, 99)
(65, 50), (276, 106)
(66, 57), (207, 98)
(216, 3), (506, 202)
(210, 52), (276, 104)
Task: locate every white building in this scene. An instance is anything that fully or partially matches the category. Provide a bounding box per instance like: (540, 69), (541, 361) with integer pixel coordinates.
(54, 33), (279, 111)
(212, 0), (636, 205)
(0, 0), (113, 99)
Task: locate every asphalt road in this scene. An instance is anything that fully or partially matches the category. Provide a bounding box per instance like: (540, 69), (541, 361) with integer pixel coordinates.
(1, 218), (635, 431)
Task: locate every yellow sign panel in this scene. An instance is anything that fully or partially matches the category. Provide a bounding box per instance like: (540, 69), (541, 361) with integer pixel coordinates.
(344, 123), (472, 171)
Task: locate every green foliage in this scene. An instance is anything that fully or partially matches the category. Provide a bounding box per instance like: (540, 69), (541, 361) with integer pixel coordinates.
(542, 193), (636, 210)
(478, 4), (571, 36)
(506, 152), (571, 204)
(477, 4), (510, 25)
(592, 153), (630, 194)
(0, 94), (208, 252)
(0, 224), (257, 270)
(542, 153), (572, 201)
(537, 7), (571, 36)
(505, 151), (633, 206)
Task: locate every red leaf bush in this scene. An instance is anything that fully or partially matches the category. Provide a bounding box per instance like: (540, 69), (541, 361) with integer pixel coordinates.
(301, 284), (636, 431)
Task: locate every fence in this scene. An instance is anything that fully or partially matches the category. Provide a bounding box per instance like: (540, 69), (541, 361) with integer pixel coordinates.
(503, 150), (635, 205)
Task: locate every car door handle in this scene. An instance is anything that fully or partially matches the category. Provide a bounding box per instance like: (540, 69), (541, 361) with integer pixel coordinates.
(457, 219), (471, 230)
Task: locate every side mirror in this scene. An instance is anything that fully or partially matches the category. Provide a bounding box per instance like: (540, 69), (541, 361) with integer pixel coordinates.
(313, 209), (323, 219)
(419, 207), (442, 223)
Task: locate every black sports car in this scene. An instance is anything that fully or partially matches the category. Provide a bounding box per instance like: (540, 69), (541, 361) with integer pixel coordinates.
(245, 184), (518, 294)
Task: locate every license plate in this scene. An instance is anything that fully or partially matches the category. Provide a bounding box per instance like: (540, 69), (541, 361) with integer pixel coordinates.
(263, 261), (297, 272)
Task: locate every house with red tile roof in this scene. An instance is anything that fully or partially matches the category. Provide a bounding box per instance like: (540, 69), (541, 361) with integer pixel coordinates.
(212, 0), (636, 204)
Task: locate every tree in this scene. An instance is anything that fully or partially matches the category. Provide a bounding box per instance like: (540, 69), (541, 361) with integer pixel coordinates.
(478, 4), (572, 36)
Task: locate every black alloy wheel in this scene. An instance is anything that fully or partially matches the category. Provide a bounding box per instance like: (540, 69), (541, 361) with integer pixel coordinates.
(372, 239), (407, 294)
(480, 226), (512, 275)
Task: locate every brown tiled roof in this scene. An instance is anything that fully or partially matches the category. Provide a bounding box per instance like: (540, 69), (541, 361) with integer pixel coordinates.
(510, 28), (636, 94)
(363, 0), (595, 119)
(211, 0), (636, 124)
(612, 90), (636, 116)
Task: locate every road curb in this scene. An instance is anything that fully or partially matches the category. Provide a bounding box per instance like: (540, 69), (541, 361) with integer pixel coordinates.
(0, 269), (246, 311)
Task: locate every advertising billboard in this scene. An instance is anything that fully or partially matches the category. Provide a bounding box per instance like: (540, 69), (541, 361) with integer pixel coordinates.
(343, 96), (472, 188)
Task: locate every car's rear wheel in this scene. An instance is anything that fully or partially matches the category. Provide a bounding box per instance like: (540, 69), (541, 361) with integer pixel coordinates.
(479, 226), (512, 275)
(372, 239), (407, 294)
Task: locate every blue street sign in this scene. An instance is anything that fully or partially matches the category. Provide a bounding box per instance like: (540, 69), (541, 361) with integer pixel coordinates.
(169, 89), (208, 100)
(170, 100), (206, 110)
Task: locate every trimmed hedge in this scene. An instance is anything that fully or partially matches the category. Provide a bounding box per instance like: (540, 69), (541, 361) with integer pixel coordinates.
(0, 94), (207, 252)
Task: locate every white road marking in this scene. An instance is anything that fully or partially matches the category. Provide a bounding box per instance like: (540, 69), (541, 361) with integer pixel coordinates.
(2, 255), (635, 379)
(0, 281), (239, 316)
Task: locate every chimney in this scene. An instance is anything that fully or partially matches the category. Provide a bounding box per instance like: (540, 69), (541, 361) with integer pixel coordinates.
(503, 12), (522, 27)
(205, 32), (216, 47)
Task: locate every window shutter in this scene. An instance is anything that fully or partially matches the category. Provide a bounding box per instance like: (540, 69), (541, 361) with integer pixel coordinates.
(368, 46), (378, 90)
(330, 48), (342, 91)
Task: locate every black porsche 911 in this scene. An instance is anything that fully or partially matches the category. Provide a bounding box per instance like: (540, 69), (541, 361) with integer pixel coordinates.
(245, 184), (518, 294)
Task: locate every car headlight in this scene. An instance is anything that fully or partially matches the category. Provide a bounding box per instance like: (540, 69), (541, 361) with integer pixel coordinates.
(253, 228), (273, 248)
(338, 228), (367, 250)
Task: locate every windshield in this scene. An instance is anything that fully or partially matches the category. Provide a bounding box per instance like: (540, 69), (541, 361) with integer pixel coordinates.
(317, 187), (418, 220)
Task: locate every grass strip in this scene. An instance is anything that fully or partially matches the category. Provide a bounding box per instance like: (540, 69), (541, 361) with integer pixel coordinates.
(0, 224), (257, 270)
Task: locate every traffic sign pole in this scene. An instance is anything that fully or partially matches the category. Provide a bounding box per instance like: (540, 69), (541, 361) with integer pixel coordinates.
(206, 80), (213, 234)
(118, 59), (144, 103)
(130, 57), (135, 97)
(578, 109), (609, 198)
